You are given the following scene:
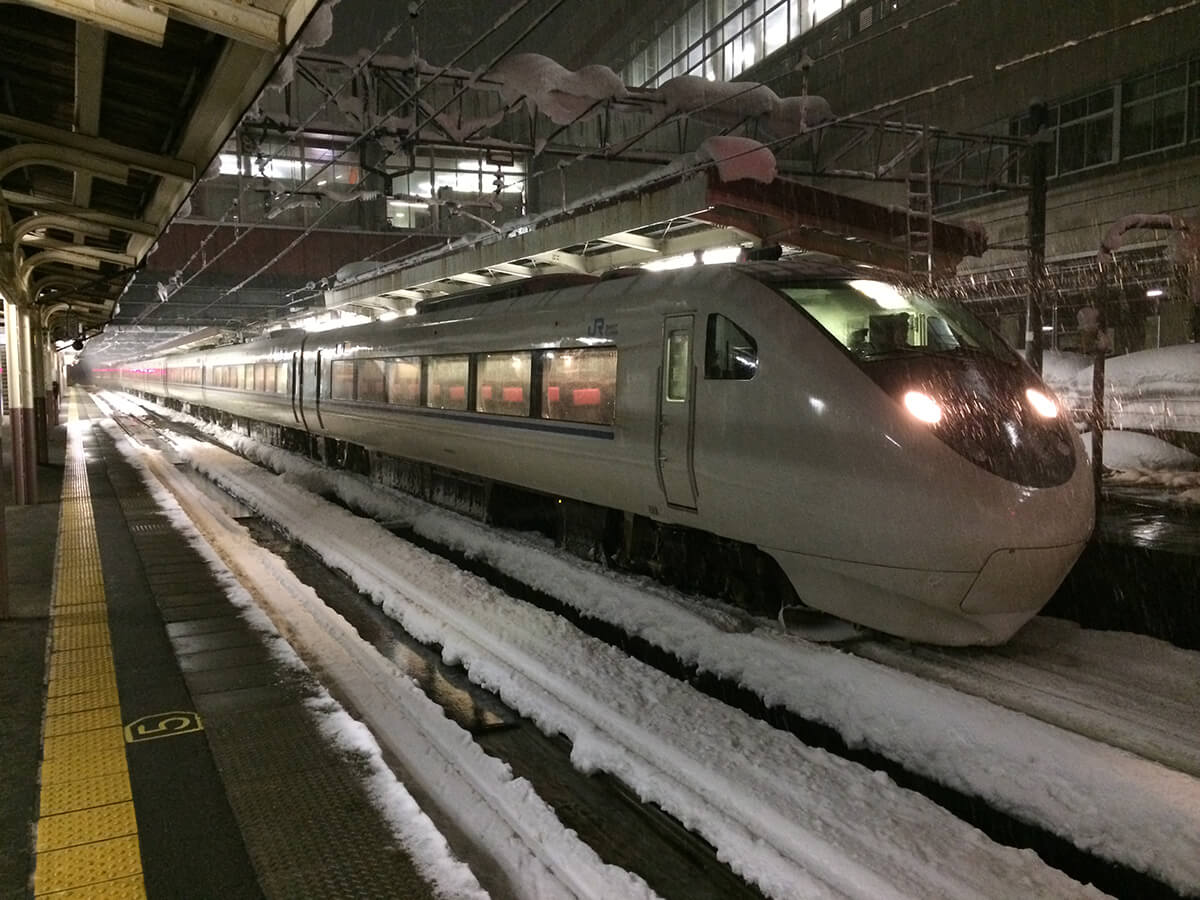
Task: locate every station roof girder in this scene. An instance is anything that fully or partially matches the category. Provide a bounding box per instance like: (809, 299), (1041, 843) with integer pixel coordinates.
(0, 0), (324, 343)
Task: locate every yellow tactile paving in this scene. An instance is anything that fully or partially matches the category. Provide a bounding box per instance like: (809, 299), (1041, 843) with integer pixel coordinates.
(40, 771), (132, 817)
(41, 874), (147, 899)
(47, 672), (119, 700)
(45, 688), (121, 717)
(40, 749), (130, 784)
(34, 397), (147, 898)
(44, 705), (123, 738)
(49, 645), (114, 667)
(51, 606), (112, 626)
(51, 623), (113, 651)
(38, 807), (138, 859)
(37, 803), (139, 853)
(33, 835), (143, 895)
(42, 727), (126, 761)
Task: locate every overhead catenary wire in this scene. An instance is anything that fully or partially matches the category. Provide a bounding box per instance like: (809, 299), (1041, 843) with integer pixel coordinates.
(139, 0), (549, 325)
(184, 0), (577, 323)
(146, 0), (928, 326)
(133, 14), (417, 324)
(301, 70), (979, 312)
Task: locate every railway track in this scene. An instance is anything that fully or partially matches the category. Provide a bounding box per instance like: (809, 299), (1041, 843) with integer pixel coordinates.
(101, 392), (1200, 898)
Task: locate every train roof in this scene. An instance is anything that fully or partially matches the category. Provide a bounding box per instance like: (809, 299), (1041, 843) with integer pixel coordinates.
(409, 258), (875, 317)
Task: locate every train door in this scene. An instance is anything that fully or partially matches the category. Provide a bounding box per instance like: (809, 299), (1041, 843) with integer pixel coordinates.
(656, 314), (697, 510)
(290, 349), (302, 426)
(314, 348), (325, 429)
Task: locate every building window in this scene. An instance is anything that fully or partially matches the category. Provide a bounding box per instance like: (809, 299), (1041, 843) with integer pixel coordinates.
(1057, 88), (1114, 174)
(388, 152), (525, 229)
(625, 0), (831, 89)
(1123, 64), (1188, 158)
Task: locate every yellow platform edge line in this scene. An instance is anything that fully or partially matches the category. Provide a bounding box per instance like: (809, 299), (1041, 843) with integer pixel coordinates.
(33, 397), (146, 898)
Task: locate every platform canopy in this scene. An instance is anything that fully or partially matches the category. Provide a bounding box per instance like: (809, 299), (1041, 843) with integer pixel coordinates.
(324, 167), (988, 315)
(0, 0), (325, 345)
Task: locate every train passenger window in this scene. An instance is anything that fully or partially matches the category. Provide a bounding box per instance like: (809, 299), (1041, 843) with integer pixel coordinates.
(475, 352), (531, 417)
(542, 348), (617, 426)
(263, 363), (277, 393)
(425, 355), (469, 410)
(357, 359), (386, 402)
(705, 315), (758, 380)
(276, 362), (288, 393)
(666, 331), (690, 401)
(330, 360), (355, 400)
(242, 365), (253, 389)
(386, 357), (421, 405)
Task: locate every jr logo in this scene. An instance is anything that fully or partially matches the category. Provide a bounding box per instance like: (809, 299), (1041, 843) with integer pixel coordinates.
(587, 317), (618, 339)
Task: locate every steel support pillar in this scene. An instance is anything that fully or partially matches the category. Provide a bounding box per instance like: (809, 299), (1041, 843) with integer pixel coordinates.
(47, 345), (62, 428)
(4, 301), (39, 505)
(32, 317), (49, 465)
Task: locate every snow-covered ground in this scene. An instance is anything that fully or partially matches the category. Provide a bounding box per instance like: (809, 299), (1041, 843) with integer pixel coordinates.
(96, 390), (1200, 897)
(1044, 346), (1200, 503)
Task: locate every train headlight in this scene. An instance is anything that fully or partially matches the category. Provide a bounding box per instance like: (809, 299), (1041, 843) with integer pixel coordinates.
(903, 390), (943, 424)
(1025, 388), (1058, 418)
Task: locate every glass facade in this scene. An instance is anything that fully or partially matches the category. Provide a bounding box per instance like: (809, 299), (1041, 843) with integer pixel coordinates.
(622, 0), (912, 87)
(388, 152), (525, 229)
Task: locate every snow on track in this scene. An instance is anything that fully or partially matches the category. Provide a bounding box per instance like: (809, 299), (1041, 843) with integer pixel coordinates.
(165, 430), (1102, 898)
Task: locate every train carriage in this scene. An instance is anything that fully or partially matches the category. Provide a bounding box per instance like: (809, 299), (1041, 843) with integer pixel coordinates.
(95, 261), (1095, 645)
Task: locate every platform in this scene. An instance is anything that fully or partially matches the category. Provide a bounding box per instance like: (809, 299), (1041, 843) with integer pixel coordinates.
(1, 389), (435, 899)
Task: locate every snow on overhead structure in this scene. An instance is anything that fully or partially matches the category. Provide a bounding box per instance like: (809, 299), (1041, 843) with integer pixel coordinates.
(485, 53), (628, 125)
(1099, 213), (1194, 258)
(653, 75), (834, 137)
(264, 0), (340, 93)
(697, 137), (777, 184)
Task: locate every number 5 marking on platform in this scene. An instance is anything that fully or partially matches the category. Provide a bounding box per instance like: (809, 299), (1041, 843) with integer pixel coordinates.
(125, 711), (204, 743)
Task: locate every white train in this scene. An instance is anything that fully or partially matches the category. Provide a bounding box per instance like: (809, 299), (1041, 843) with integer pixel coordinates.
(96, 260), (1095, 645)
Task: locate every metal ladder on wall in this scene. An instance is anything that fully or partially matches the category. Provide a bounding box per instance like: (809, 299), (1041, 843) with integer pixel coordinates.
(906, 124), (934, 283)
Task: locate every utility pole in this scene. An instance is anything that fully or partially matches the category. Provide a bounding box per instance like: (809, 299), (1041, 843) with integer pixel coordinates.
(1025, 100), (1050, 375)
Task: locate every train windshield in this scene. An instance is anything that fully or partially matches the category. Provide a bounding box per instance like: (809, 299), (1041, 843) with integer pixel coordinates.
(775, 280), (1018, 364)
